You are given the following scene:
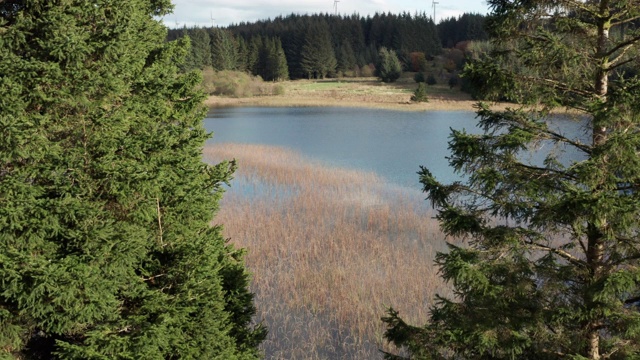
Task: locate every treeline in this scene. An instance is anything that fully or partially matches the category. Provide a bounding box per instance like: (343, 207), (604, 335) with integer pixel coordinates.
(168, 12), (488, 80)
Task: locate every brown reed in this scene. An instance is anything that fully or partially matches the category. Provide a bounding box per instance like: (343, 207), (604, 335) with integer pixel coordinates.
(204, 143), (453, 359)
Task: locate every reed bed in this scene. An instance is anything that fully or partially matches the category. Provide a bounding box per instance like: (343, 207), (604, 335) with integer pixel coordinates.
(203, 143), (453, 359)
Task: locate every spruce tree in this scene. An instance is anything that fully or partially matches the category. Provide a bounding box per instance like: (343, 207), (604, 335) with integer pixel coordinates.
(0, 1), (265, 358)
(211, 28), (239, 71)
(263, 37), (289, 82)
(300, 20), (337, 79)
(383, 0), (640, 359)
(337, 40), (357, 76)
(189, 27), (212, 69)
(376, 47), (402, 83)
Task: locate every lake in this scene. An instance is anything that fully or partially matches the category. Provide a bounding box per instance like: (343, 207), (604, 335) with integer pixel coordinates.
(205, 107), (485, 188)
(203, 106), (589, 358)
(204, 106), (588, 189)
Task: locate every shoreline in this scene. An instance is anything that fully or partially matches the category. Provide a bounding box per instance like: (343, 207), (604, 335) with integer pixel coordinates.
(204, 94), (486, 112)
(203, 78), (498, 112)
(203, 78), (581, 115)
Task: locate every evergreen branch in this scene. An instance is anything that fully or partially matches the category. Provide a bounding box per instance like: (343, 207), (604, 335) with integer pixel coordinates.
(601, 338), (634, 359)
(624, 296), (640, 305)
(519, 74), (595, 100)
(558, 0), (598, 18)
(515, 162), (578, 182)
(156, 197), (165, 247)
(536, 128), (592, 155)
(610, 14), (640, 27)
(142, 274), (166, 282)
(604, 34), (640, 65)
(615, 183), (640, 192)
(617, 253), (640, 264)
(507, 109), (591, 153)
(607, 57), (636, 72)
(528, 241), (587, 267)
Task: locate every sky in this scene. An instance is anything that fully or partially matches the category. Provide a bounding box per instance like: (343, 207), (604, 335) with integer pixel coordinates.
(165, 0), (490, 28)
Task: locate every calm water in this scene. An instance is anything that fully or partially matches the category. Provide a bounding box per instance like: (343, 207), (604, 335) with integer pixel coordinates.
(204, 107), (588, 189)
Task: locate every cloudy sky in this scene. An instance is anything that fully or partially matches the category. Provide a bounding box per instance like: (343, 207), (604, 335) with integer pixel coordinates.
(165, 0), (490, 28)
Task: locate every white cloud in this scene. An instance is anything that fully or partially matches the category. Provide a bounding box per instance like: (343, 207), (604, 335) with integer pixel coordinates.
(165, 0), (489, 27)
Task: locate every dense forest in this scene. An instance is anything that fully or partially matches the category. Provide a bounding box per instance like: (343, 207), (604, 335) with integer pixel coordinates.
(167, 12), (488, 80)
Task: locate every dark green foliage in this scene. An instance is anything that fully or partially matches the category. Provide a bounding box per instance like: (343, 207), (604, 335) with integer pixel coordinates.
(248, 36), (289, 81)
(426, 74), (437, 85)
(448, 75), (459, 89)
(261, 37), (289, 81)
(411, 83), (429, 102)
(337, 40), (357, 75)
(0, 1), (265, 358)
(211, 28), (239, 71)
(178, 27), (212, 71)
(376, 47), (402, 83)
(414, 72), (426, 83)
(222, 12), (444, 80)
(190, 27), (212, 68)
(301, 20), (337, 79)
(384, 0), (640, 359)
(437, 13), (488, 48)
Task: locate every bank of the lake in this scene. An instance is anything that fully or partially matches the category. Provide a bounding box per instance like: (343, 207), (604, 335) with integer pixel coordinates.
(204, 77), (506, 112)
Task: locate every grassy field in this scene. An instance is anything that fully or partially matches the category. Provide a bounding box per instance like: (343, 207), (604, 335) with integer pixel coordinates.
(204, 144), (461, 359)
(204, 75), (489, 112)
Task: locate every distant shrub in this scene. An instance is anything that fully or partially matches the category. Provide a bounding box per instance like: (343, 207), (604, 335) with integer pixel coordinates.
(409, 52), (428, 72)
(411, 83), (429, 102)
(360, 63), (375, 77)
(201, 68), (284, 97)
(273, 84), (286, 95)
(414, 72), (426, 83)
(426, 74), (437, 85)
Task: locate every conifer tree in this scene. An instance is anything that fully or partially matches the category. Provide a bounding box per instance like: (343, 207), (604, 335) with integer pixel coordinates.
(300, 20), (337, 79)
(0, 1), (265, 358)
(190, 27), (212, 69)
(337, 40), (357, 76)
(211, 28), (239, 71)
(384, 0), (640, 359)
(376, 47), (402, 83)
(262, 37), (289, 82)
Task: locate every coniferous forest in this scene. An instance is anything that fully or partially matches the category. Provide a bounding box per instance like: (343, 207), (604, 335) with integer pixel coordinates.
(168, 12), (488, 80)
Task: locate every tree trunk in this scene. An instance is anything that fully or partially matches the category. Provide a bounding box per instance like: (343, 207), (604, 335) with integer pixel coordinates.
(585, 4), (611, 357)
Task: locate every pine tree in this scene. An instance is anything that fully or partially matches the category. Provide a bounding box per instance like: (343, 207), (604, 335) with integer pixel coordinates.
(263, 37), (289, 82)
(337, 40), (357, 76)
(190, 27), (212, 69)
(376, 47), (402, 83)
(383, 0), (640, 359)
(300, 20), (337, 79)
(0, 1), (265, 358)
(247, 36), (263, 76)
(211, 28), (239, 71)
(410, 83), (428, 102)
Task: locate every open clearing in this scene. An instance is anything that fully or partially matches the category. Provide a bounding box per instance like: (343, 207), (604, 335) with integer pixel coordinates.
(204, 75), (490, 112)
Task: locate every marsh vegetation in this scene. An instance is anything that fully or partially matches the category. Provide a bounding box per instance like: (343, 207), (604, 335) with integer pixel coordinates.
(204, 144), (458, 358)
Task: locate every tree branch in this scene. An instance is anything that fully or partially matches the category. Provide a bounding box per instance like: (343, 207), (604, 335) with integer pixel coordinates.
(610, 14), (640, 27)
(528, 241), (587, 267)
(624, 295), (640, 305)
(605, 34), (640, 64)
(515, 162), (579, 181)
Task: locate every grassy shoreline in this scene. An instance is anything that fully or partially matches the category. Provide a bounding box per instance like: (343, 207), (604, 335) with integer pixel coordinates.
(204, 77), (496, 112)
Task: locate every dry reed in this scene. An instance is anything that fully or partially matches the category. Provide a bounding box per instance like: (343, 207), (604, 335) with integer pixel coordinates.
(204, 143), (453, 359)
